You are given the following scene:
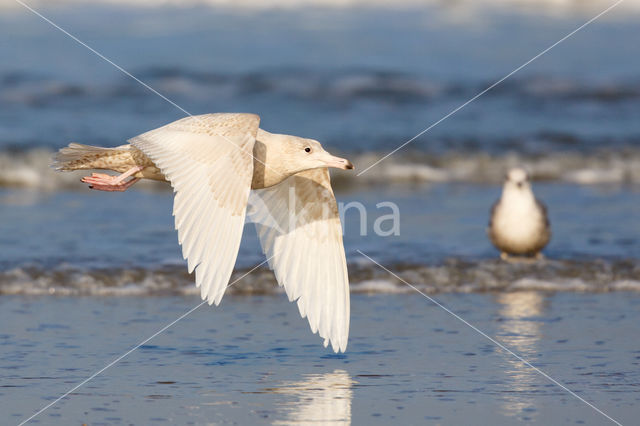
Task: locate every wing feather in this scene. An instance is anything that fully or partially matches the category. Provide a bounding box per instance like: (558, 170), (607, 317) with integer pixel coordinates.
(249, 168), (350, 352)
(131, 113), (259, 305)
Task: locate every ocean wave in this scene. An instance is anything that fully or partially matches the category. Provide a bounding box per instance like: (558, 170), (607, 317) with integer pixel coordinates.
(348, 149), (640, 185)
(2, 69), (640, 108)
(0, 69), (445, 107)
(0, 149), (165, 190)
(2, 148), (639, 190)
(1, 258), (638, 296)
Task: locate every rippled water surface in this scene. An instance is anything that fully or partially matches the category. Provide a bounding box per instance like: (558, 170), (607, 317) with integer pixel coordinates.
(2, 1), (640, 424)
(1, 183), (639, 296)
(2, 294), (639, 425)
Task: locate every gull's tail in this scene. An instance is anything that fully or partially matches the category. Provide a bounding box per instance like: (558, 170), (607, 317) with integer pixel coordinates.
(52, 143), (132, 171)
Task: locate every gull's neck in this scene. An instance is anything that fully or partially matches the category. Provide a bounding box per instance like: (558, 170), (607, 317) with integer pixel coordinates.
(501, 185), (536, 211)
(251, 129), (297, 189)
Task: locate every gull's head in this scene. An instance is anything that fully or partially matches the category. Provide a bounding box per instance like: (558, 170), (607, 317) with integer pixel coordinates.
(280, 135), (354, 173)
(504, 167), (531, 192)
(255, 130), (355, 184)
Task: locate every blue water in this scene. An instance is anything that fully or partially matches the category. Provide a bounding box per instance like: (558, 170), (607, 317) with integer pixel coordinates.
(1, 182), (639, 272)
(1, 2), (640, 425)
(1, 5), (640, 154)
(2, 293), (640, 425)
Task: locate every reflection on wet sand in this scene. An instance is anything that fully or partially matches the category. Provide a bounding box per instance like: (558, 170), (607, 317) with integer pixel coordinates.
(495, 291), (546, 419)
(270, 369), (353, 425)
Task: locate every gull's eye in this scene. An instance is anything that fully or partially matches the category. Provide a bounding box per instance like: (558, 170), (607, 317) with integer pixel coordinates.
(304, 147), (311, 153)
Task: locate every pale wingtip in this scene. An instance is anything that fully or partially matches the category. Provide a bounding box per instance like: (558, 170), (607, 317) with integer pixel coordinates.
(324, 336), (347, 353)
(206, 294), (215, 306)
(213, 291), (225, 306)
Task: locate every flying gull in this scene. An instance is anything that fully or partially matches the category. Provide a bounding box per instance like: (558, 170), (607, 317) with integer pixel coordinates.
(488, 167), (551, 260)
(54, 113), (354, 352)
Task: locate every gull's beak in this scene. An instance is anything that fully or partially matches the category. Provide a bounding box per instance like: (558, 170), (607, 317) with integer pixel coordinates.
(322, 152), (354, 170)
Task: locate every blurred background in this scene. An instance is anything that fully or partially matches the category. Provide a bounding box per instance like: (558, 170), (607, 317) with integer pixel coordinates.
(1, 1), (640, 424)
(1, 0), (638, 289)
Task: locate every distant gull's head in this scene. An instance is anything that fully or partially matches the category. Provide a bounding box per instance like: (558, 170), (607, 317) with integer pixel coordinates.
(504, 167), (530, 191)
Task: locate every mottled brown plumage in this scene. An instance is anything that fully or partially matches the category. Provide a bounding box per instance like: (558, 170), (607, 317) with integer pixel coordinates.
(54, 143), (164, 180)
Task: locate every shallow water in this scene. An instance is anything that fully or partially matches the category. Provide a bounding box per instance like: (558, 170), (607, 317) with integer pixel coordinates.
(1, 183), (639, 296)
(2, 1), (640, 425)
(2, 294), (639, 425)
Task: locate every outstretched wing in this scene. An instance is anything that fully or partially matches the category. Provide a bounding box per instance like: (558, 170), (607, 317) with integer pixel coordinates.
(131, 113), (259, 305)
(249, 168), (350, 352)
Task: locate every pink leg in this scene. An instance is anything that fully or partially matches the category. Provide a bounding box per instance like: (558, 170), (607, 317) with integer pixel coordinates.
(81, 166), (144, 192)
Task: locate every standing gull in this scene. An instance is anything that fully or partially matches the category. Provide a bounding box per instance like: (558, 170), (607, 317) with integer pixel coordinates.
(488, 168), (551, 260)
(53, 113), (354, 353)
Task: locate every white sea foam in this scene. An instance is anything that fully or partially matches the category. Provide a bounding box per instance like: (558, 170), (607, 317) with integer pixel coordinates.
(2, 258), (637, 296)
(334, 150), (640, 186)
(350, 279), (411, 294)
(2, 149), (639, 191)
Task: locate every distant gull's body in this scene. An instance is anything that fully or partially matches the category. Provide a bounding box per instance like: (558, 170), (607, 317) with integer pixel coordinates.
(54, 113), (354, 352)
(488, 168), (550, 259)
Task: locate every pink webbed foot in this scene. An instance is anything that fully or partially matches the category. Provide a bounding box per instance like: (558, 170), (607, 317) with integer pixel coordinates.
(81, 173), (139, 192)
(81, 166), (143, 192)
